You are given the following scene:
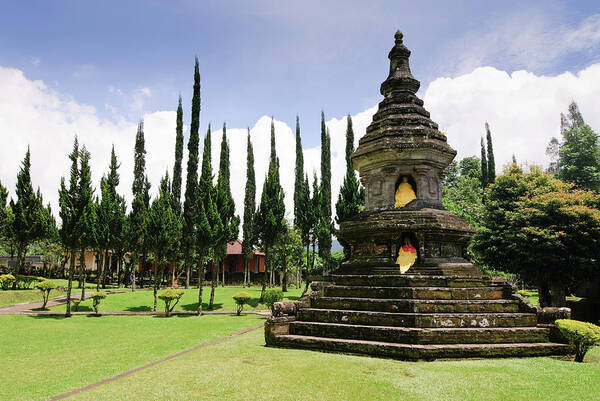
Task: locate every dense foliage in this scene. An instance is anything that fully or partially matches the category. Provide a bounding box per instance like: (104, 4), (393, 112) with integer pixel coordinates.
(556, 319), (600, 362)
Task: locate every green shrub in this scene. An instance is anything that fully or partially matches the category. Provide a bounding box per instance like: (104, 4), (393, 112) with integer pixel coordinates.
(15, 275), (44, 289)
(517, 289), (535, 297)
(232, 291), (252, 316)
(71, 299), (81, 312)
(262, 289), (283, 313)
(0, 274), (16, 290)
(35, 280), (57, 309)
(90, 291), (108, 314)
(556, 319), (600, 362)
(158, 288), (185, 316)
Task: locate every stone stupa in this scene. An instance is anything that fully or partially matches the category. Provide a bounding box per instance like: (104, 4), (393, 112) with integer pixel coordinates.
(265, 31), (572, 360)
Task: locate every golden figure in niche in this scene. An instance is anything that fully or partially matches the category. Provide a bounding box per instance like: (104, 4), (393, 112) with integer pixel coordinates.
(394, 176), (416, 208)
(396, 236), (417, 274)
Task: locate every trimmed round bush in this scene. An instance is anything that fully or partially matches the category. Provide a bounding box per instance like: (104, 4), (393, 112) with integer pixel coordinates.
(232, 291), (252, 316)
(71, 299), (81, 312)
(90, 291), (108, 314)
(556, 319), (600, 362)
(158, 288), (185, 316)
(0, 274), (16, 290)
(262, 289), (284, 314)
(35, 279), (57, 309)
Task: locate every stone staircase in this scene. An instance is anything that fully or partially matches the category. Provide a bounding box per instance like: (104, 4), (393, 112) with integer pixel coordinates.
(265, 273), (572, 360)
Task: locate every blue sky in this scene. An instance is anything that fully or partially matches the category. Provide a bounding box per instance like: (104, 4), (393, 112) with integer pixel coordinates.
(2, 1), (598, 148)
(1, 1), (599, 224)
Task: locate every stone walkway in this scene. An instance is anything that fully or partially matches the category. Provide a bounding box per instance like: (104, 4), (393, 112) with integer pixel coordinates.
(48, 322), (264, 400)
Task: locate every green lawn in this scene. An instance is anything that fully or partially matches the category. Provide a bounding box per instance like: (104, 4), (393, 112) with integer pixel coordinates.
(0, 314), (264, 401)
(49, 285), (303, 313)
(0, 288), (65, 307)
(69, 328), (600, 401)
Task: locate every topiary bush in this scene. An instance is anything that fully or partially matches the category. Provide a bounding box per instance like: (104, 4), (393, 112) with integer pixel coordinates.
(71, 299), (81, 312)
(0, 274), (16, 290)
(262, 289), (283, 314)
(35, 279), (57, 309)
(556, 319), (600, 362)
(15, 275), (44, 289)
(232, 291), (252, 316)
(90, 291), (108, 314)
(158, 288), (185, 317)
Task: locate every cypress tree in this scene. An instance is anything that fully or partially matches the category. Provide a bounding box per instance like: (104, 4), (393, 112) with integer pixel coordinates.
(480, 137), (488, 189)
(172, 96), (184, 215)
(335, 115), (363, 224)
(485, 122), (496, 185)
(318, 112), (332, 269)
(74, 146), (95, 301)
(0, 181), (8, 244)
(256, 118), (286, 301)
(129, 121), (149, 291)
(242, 128), (256, 287)
(59, 138), (79, 316)
(293, 116), (304, 227)
(9, 147), (45, 281)
(209, 123), (240, 307)
(182, 57), (201, 289)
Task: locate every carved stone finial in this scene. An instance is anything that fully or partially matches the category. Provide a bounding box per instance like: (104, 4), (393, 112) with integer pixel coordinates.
(395, 30), (403, 42)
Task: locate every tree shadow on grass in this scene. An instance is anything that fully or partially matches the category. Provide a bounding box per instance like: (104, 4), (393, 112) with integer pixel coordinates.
(125, 305), (152, 312)
(28, 314), (67, 320)
(73, 305), (93, 312)
(181, 302), (223, 311)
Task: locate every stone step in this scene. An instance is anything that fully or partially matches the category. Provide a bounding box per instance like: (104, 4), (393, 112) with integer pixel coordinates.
(324, 285), (507, 300)
(330, 274), (500, 288)
(290, 321), (551, 344)
(297, 308), (538, 328)
(272, 334), (573, 360)
(311, 297), (521, 313)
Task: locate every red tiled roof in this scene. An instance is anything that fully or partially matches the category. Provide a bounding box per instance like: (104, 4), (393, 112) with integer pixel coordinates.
(226, 240), (265, 256)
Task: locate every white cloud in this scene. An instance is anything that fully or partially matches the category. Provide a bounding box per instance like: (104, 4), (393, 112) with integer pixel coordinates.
(424, 63), (600, 170)
(2, 62), (600, 235)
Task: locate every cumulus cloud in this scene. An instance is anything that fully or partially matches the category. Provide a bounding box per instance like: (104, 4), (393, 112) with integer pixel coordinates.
(424, 63), (600, 170)
(2, 62), (600, 234)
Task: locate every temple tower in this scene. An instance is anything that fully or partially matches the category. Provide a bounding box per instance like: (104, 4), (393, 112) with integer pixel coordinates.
(336, 30), (477, 275)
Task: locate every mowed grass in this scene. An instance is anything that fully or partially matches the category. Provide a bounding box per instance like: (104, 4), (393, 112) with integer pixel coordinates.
(0, 288), (65, 307)
(70, 328), (600, 401)
(50, 285), (303, 313)
(0, 314), (264, 401)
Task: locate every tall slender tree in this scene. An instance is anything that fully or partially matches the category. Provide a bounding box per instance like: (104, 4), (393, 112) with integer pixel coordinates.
(209, 123), (240, 307)
(335, 115), (363, 225)
(0, 181), (8, 248)
(171, 96), (185, 215)
(129, 121), (149, 291)
(480, 137), (488, 189)
(59, 138), (80, 316)
(9, 148), (46, 282)
(318, 112), (332, 270)
(145, 172), (181, 311)
(75, 146), (96, 301)
(293, 116), (304, 227)
(182, 58), (201, 289)
(485, 122), (496, 185)
(256, 118), (286, 301)
(242, 128), (256, 287)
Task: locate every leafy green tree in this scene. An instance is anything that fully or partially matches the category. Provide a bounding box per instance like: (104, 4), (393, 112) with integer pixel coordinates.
(129, 121), (150, 291)
(171, 95), (185, 215)
(35, 279), (57, 309)
(158, 288), (184, 317)
(548, 102), (600, 192)
(335, 115), (364, 224)
(272, 222), (303, 292)
(471, 164), (600, 306)
(59, 138), (80, 316)
(255, 118), (286, 301)
(480, 137), (488, 189)
(242, 128), (256, 287)
(485, 122), (496, 185)
(209, 123), (240, 307)
(443, 156), (485, 226)
(232, 291), (252, 316)
(104, 148), (126, 287)
(145, 172), (182, 311)
(182, 58), (202, 289)
(318, 112), (332, 271)
(0, 181), (8, 249)
(90, 291), (107, 314)
(301, 172), (321, 296)
(9, 148), (46, 282)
